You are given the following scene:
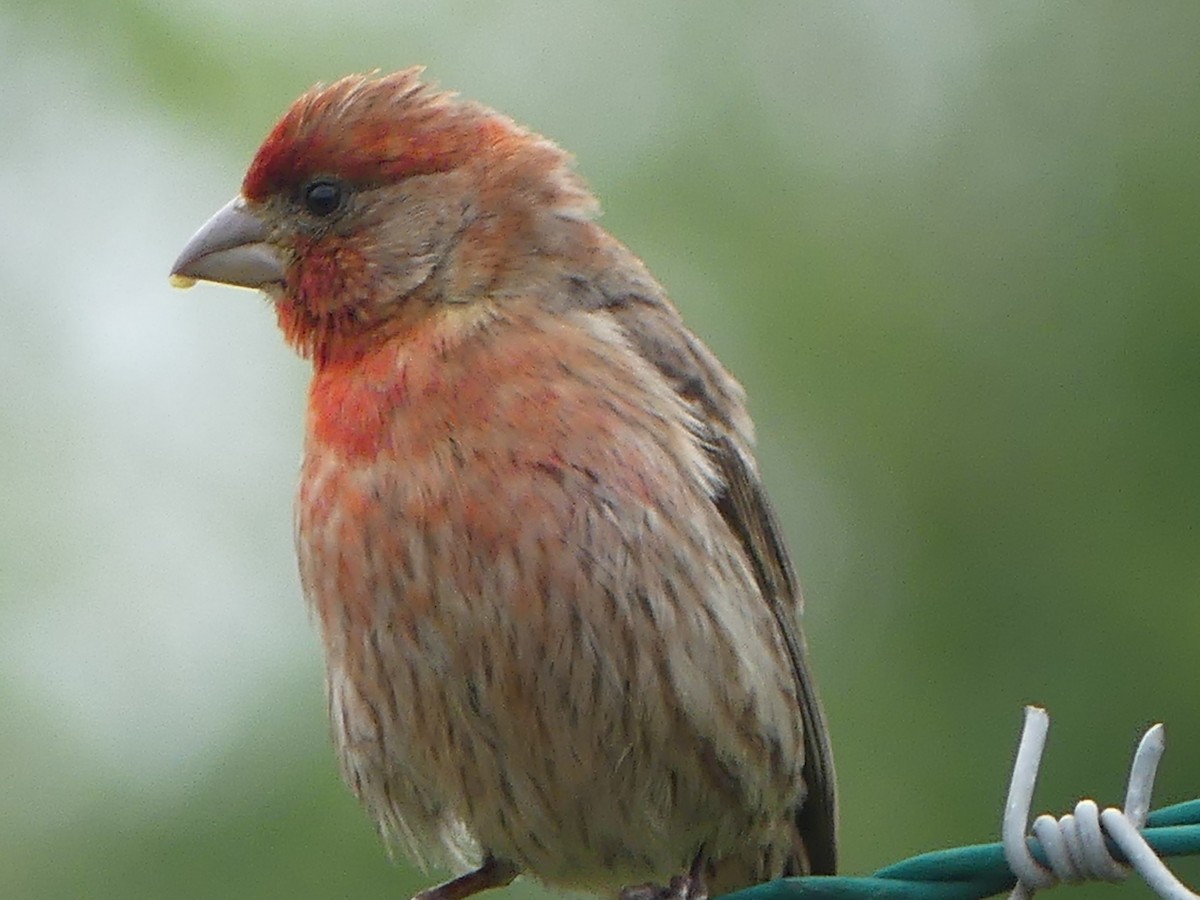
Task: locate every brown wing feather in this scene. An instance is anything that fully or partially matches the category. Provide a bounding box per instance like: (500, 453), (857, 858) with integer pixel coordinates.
(710, 434), (838, 876)
(598, 286), (839, 877)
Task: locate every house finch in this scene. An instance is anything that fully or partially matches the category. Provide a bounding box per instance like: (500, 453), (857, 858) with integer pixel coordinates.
(170, 70), (836, 900)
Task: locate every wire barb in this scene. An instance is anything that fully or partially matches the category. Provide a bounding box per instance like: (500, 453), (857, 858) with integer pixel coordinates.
(1001, 706), (1195, 900)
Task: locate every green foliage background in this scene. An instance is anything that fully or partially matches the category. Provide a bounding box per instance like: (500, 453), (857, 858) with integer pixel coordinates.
(1, 3), (1197, 898)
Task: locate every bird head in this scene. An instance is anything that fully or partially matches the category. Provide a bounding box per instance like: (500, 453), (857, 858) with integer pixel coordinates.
(171, 69), (598, 366)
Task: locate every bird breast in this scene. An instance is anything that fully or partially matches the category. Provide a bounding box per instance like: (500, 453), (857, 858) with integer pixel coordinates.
(294, 303), (807, 888)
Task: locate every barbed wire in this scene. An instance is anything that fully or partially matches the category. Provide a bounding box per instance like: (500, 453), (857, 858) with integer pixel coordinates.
(721, 707), (1200, 900)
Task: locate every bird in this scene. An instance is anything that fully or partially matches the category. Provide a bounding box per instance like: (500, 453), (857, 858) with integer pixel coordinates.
(170, 69), (836, 900)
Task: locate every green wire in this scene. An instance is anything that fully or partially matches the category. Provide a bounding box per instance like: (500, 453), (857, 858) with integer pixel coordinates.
(719, 800), (1200, 900)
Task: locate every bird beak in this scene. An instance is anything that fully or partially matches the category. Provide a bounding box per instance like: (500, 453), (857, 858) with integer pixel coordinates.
(170, 196), (285, 291)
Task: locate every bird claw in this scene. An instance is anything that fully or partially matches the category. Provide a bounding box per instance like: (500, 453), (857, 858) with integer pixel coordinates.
(412, 855), (518, 900)
(621, 860), (709, 900)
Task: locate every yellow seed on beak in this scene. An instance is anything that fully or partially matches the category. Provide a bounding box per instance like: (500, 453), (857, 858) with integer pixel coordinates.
(169, 274), (198, 289)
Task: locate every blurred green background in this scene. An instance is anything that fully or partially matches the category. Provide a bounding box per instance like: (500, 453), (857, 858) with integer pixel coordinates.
(2, 2), (1198, 898)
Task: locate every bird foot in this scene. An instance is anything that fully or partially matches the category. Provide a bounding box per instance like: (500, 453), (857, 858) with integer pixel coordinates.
(620, 855), (709, 900)
(413, 855), (518, 900)
(619, 875), (706, 900)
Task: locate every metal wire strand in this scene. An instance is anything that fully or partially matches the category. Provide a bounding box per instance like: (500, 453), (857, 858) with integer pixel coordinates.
(1001, 706), (1195, 900)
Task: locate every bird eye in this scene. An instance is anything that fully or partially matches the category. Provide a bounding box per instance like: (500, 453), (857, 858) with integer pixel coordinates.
(302, 179), (344, 217)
